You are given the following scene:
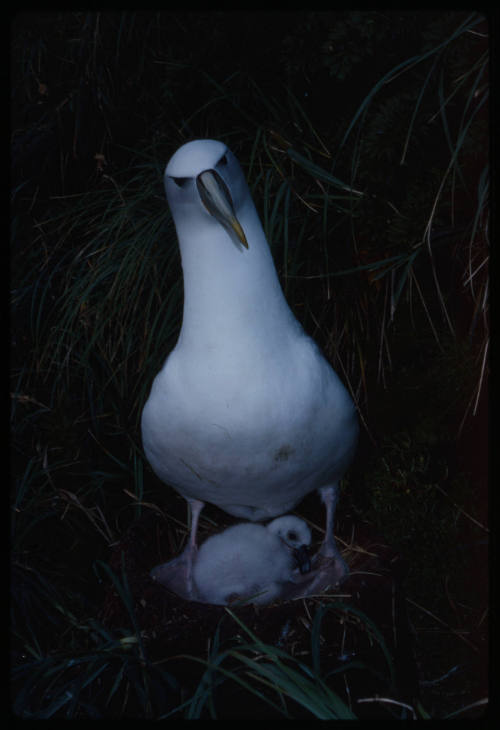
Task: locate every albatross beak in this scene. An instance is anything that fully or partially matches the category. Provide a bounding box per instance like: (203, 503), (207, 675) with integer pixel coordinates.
(196, 169), (249, 249)
(293, 544), (312, 575)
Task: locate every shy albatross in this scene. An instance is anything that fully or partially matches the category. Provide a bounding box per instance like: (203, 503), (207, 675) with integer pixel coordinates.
(142, 139), (358, 601)
(193, 515), (312, 606)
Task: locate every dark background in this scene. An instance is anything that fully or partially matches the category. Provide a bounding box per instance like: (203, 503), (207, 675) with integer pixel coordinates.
(10, 11), (489, 719)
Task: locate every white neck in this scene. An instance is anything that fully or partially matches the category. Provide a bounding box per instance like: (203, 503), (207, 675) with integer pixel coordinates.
(174, 198), (298, 356)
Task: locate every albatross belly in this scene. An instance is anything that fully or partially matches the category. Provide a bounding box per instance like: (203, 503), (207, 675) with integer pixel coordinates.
(141, 327), (358, 521)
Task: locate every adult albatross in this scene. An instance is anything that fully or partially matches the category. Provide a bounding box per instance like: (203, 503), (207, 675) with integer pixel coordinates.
(141, 139), (358, 601)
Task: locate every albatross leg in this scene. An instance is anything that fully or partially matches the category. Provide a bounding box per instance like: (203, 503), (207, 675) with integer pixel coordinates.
(279, 483), (349, 602)
(312, 483), (348, 582)
(150, 498), (204, 600)
(317, 485), (344, 555)
(290, 484), (348, 599)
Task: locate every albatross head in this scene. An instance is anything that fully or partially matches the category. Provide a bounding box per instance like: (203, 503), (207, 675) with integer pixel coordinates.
(165, 139), (248, 250)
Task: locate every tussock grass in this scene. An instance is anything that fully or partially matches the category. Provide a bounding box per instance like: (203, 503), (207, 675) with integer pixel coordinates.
(11, 11), (488, 719)
(173, 608), (361, 719)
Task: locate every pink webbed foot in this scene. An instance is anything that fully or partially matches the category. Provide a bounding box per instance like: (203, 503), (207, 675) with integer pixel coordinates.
(272, 550), (348, 603)
(150, 498), (204, 601)
(283, 483), (349, 600)
(307, 546), (349, 593)
(150, 543), (199, 600)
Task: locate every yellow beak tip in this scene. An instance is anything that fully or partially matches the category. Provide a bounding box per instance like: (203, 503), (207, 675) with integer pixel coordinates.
(233, 221), (249, 249)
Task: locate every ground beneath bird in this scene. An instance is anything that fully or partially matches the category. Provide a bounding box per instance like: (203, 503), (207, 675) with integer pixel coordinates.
(100, 509), (419, 718)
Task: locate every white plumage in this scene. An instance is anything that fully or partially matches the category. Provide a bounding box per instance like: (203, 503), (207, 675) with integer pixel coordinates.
(193, 516), (312, 605)
(142, 139), (358, 600)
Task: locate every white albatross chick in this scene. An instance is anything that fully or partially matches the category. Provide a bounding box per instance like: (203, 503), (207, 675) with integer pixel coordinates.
(143, 139), (359, 601)
(193, 516), (312, 606)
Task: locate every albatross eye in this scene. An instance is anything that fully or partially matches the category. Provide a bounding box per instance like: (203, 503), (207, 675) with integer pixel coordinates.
(219, 153), (228, 167)
(173, 177), (189, 188)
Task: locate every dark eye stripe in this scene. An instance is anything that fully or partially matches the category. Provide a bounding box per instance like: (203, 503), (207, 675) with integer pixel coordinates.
(219, 154), (228, 166)
(173, 177), (189, 188)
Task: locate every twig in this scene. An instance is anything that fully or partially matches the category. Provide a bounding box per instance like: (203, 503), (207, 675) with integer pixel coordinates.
(406, 597), (479, 653)
(432, 483), (489, 532)
(357, 696), (417, 719)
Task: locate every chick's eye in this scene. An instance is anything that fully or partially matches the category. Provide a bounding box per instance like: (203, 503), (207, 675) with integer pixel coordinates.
(173, 177), (189, 188)
(287, 531), (298, 542)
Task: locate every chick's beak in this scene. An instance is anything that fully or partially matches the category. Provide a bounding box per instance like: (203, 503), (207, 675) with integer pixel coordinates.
(293, 544), (312, 575)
